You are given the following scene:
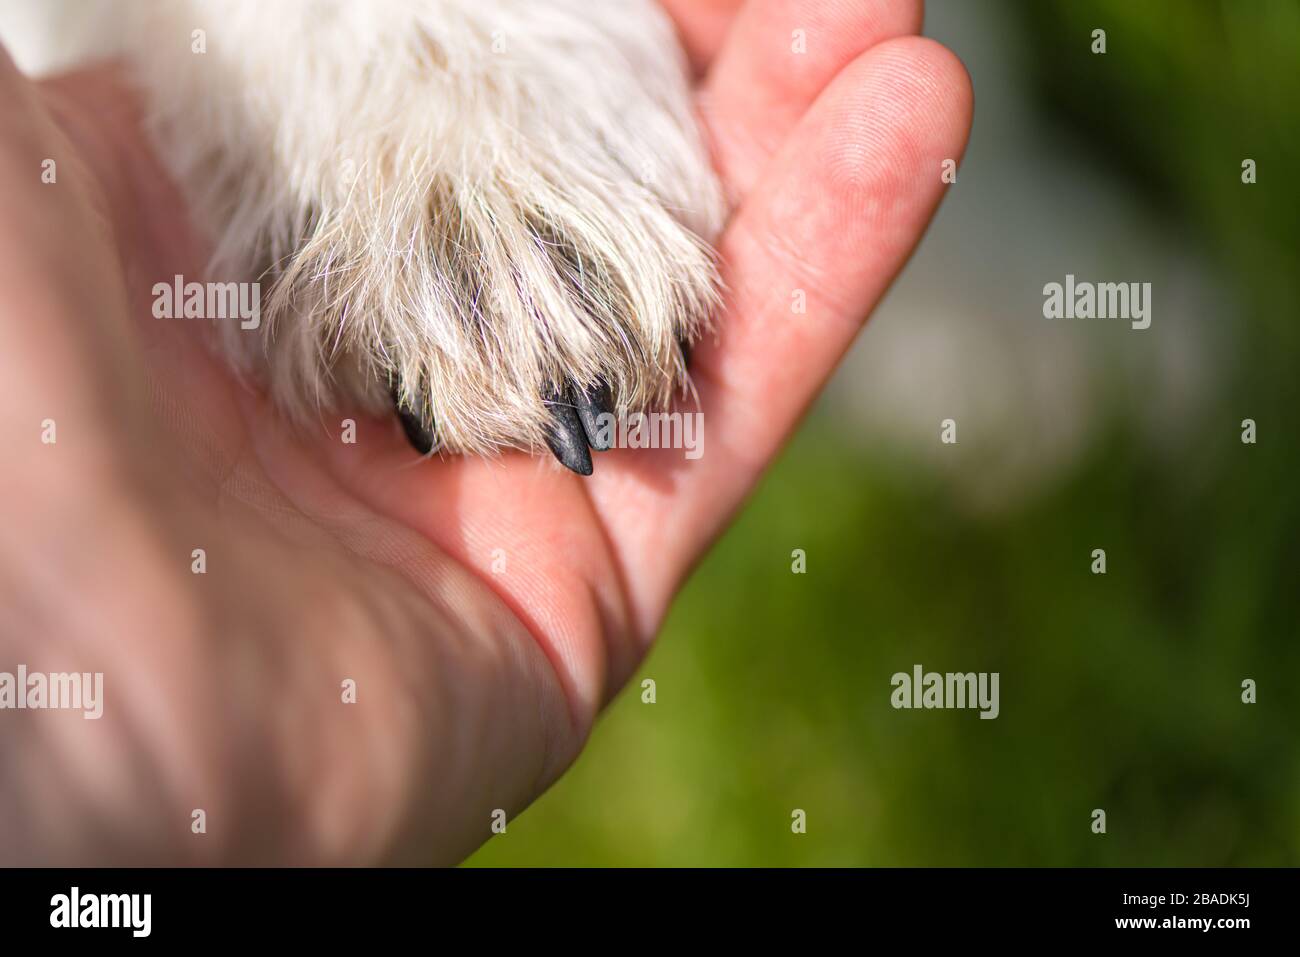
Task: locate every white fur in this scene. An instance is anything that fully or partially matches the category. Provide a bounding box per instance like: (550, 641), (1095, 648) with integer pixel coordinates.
(7, 0), (723, 453)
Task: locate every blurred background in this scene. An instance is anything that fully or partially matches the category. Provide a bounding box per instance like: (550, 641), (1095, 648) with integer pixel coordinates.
(3, 0), (1292, 867)
(470, 0), (1300, 866)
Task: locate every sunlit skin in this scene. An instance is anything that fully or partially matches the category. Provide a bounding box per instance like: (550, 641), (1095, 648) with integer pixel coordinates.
(0, 0), (971, 864)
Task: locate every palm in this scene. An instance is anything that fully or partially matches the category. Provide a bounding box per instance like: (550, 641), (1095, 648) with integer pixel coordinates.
(5, 1), (970, 863)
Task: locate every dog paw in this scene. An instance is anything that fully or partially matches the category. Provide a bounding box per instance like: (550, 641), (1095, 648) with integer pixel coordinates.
(120, 0), (724, 474)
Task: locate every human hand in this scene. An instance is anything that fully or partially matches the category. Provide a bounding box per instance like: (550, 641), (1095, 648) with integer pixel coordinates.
(0, 0), (970, 864)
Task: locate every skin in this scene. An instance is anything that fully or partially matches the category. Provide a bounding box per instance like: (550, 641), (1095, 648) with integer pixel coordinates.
(0, 0), (971, 864)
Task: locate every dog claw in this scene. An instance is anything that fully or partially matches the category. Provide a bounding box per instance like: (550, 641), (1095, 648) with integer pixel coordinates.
(677, 334), (692, 367)
(575, 381), (614, 452)
(392, 388), (436, 455)
(545, 389), (594, 476)
(397, 408), (436, 455)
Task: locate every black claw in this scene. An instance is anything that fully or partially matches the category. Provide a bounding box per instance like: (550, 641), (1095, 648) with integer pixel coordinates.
(392, 388), (436, 455)
(545, 390), (594, 476)
(574, 381), (615, 452)
(677, 334), (692, 368)
(397, 407), (436, 455)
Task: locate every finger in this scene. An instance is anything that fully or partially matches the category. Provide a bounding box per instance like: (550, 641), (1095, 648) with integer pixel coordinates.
(658, 0), (746, 73)
(702, 0), (924, 198)
(596, 36), (973, 634)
